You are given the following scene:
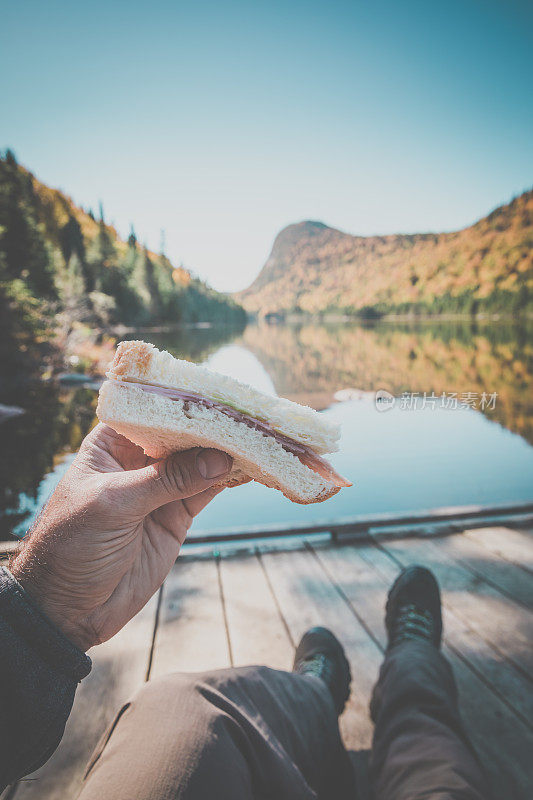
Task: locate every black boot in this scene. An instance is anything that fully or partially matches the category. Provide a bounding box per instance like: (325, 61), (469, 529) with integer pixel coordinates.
(370, 565), (443, 723)
(293, 626), (351, 715)
(385, 565), (442, 650)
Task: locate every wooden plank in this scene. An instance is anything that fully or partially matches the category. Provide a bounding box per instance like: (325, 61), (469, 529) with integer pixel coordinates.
(348, 542), (533, 726)
(13, 595), (158, 800)
(314, 539), (533, 796)
(438, 607), (533, 728)
(363, 538), (533, 799)
(218, 552), (293, 670)
(434, 531), (533, 608)
(150, 557), (230, 678)
(309, 544), (389, 649)
(378, 536), (533, 678)
(260, 547), (383, 751)
(463, 526), (533, 575)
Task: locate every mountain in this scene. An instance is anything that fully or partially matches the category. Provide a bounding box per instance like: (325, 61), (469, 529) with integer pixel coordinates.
(238, 191), (533, 317)
(0, 149), (245, 377)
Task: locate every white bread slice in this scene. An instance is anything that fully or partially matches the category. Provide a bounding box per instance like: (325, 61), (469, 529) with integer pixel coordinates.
(106, 340), (339, 455)
(97, 379), (341, 504)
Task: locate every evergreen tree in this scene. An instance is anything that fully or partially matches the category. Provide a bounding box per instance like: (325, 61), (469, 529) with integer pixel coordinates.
(0, 152), (56, 299)
(154, 253), (182, 321)
(59, 251), (94, 321)
(135, 247), (162, 320)
(59, 215), (84, 264)
(0, 277), (50, 376)
(86, 218), (117, 291)
(59, 215), (94, 292)
(119, 231), (140, 281)
(128, 225), (137, 248)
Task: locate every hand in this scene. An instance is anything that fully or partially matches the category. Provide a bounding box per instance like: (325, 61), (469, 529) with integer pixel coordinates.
(10, 423), (232, 652)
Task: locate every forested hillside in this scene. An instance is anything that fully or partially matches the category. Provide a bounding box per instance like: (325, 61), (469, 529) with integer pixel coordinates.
(239, 190), (533, 317)
(0, 150), (245, 375)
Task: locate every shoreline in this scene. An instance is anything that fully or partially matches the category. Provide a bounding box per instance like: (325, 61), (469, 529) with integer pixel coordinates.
(248, 311), (533, 325)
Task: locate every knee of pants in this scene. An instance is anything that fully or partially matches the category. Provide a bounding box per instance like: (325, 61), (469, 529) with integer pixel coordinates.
(132, 666), (270, 711)
(130, 669), (264, 744)
(86, 672), (243, 776)
(130, 671), (229, 730)
(82, 673), (258, 799)
(133, 671), (206, 704)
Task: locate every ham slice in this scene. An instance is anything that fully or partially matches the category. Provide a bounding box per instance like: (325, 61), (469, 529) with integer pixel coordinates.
(296, 450), (352, 488)
(109, 377), (352, 488)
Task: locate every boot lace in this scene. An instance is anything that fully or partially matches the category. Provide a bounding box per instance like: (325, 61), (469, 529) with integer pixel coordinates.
(393, 603), (435, 645)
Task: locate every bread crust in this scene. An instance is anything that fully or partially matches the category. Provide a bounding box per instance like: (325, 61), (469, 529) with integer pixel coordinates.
(97, 379), (342, 505)
(213, 469), (340, 504)
(105, 340), (340, 456)
(111, 340), (155, 378)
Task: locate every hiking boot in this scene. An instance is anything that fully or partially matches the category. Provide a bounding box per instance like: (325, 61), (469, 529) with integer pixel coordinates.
(385, 565), (442, 650)
(293, 626), (351, 715)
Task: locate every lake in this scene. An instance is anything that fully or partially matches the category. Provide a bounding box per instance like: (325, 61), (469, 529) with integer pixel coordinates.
(1, 319), (533, 540)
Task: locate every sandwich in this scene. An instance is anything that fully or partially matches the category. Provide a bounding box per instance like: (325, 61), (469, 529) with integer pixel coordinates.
(96, 340), (351, 504)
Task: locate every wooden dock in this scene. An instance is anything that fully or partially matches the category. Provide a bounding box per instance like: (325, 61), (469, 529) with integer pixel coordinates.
(3, 517), (533, 800)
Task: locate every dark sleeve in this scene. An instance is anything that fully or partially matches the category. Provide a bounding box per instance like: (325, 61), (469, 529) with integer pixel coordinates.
(0, 566), (92, 790)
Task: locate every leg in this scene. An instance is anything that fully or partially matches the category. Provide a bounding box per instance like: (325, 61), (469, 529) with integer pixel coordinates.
(370, 639), (490, 800)
(78, 665), (354, 800)
(369, 566), (490, 800)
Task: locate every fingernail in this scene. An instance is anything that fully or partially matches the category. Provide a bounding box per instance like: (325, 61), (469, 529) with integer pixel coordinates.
(197, 449), (232, 479)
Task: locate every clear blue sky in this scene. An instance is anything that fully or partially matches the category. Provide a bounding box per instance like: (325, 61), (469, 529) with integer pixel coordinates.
(2, 0), (532, 291)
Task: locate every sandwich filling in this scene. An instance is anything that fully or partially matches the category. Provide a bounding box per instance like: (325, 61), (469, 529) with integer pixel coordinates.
(107, 377), (351, 488)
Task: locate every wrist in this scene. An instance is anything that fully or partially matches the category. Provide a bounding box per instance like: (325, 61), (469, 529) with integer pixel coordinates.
(0, 566), (92, 680)
(10, 558), (95, 652)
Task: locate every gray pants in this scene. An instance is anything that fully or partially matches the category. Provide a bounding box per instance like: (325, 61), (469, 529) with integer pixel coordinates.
(79, 640), (489, 799)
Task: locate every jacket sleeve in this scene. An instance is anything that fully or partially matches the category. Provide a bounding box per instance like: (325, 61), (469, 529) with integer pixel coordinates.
(0, 566), (92, 790)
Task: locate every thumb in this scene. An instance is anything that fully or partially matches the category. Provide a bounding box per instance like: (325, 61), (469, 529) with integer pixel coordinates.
(108, 447), (233, 515)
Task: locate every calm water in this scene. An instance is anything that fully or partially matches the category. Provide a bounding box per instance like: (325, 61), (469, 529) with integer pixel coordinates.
(2, 319), (533, 539)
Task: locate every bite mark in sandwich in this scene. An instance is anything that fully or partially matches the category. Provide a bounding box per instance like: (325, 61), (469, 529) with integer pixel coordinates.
(97, 341), (352, 505)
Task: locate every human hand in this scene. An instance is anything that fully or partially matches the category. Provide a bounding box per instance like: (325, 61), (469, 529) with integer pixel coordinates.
(10, 423), (232, 652)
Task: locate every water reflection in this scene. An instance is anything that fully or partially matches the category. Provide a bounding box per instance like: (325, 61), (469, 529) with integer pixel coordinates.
(0, 384), (96, 538)
(240, 320), (533, 444)
(1, 319), (532, 540)
(135, 323), (245, 364)
(0, 324), (243, 540)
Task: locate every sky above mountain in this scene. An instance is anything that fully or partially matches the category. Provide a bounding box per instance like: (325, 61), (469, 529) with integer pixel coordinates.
(2, 0), (532, 291)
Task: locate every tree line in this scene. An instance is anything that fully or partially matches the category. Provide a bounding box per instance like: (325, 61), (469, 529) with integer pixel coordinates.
(0, 150), (245, 376)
